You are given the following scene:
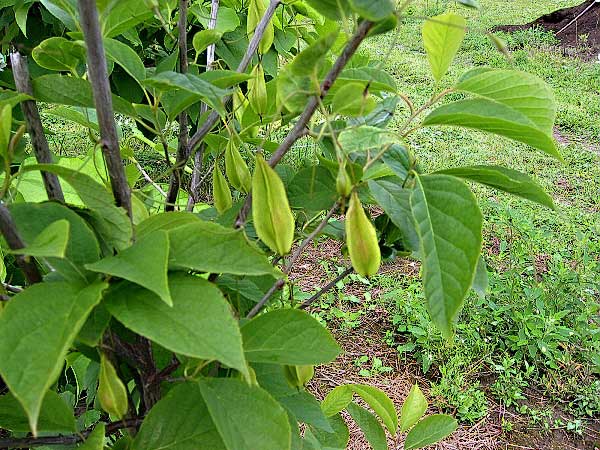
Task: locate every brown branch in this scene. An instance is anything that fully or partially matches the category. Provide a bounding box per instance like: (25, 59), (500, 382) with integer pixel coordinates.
(187, 0), (220, 211)
(299, 267), (354, 310)
(9, 51), (65, 203)
(246, 278), (285, 319)
(234, 20), (374, 228)
(78, 0), (132, 218)
(186, 0), (282, 152)
(165, 0), (190, 211)
(0, 418), (145, 448)
(0, 204), (42, 284)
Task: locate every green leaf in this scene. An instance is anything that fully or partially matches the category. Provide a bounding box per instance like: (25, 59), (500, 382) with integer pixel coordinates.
(241, 309), (340, 365)
(8, 219), (70, 258)
(198, 70), (253, 89)
(304, 414), (349, 450)
(86, 230), (171, 306)
(191, 5), (240, 33)
(400, 384), (428, 432)
(368, 179), (420, 253)
(337, 67), (397, 94)
(193, 30), (223, 62)
(168, 221), (279, 277)
(78, 423), (105, 450)
(39, 0), (78, 31)
(45, 106), (100, 132)
(0, 281), (107, 434)
(331, 82), (376, 117)
(77, 303), (112, 346)
(435, 165), (554, 209)
(198, 378), (291, 450)
(347, 0), (394, 21)
(346, 402), (387, 450)
(423, 99), (561, 159)
(98, 354), (128, 420)
(0, 390), (76, 434)
(410, 174), (482, 338)
(338, 125), (396, 155)
(321, 385), (353, 417)
(288, 166), (338, 213)
(32, 74), (136, 116)
(349, 384), (397, 435)
(277, 31), (338, 113)
(422, 12), (466, 81)
(101, 0), (153, 38)
(303, 0), (350, 20)
(23, 163), (133, 251)
(9, 202), (100, 282)
(104, 37), (146, 84)
(136, 211), (200, 238)
(457, 69), (556, 134)
(15, 1), (32, 36)
(144, 71), (228, 116)
(105, 274), (248, 377)
(381, 144), (412, 181)
(404, 414), (457, 449)
(133, 382), (226, 450)
(32, 37), (85, 72)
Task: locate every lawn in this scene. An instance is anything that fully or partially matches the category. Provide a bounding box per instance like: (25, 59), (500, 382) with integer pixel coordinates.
(303, 1), (600, 448)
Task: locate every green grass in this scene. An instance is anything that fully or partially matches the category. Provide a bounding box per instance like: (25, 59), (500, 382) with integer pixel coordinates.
(347, 0), (600, 432)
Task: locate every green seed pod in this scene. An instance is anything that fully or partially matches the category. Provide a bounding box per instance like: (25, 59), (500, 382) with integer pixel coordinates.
(248, 63), (268, 117)
(0, 104), (11, 158)
(294, 365), (315, 387)
(225, 140), (252, 194)
(233, 87), (249, 123)
(212, 166), (233, 214)
(98, 354), (128, 420)
(336, 163), (352, 198)
(345, 192), (381, 277)
(252, 154), (295, 255)
(247, 0), (274, 54)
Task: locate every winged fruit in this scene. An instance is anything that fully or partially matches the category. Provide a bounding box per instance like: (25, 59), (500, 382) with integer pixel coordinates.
(212, 166), (233, 214)
(225, 140), (252, 194)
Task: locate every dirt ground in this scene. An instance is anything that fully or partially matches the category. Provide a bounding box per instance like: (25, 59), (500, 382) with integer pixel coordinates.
(294, 241), (600, 450)
(497, 0), (600, 60)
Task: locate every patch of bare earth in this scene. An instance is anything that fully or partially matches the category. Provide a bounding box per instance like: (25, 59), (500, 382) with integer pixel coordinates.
(294, 239), (600, 449)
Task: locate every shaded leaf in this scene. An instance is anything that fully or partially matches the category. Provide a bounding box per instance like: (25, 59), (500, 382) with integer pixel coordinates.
(346, 402), (387, 450)
(400, 384), (428, 432)
(8, 219), (70, 258)
(105, 274), (248, 377)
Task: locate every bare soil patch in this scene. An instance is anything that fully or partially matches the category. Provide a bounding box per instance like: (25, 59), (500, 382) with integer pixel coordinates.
(496, 1), (600, 60)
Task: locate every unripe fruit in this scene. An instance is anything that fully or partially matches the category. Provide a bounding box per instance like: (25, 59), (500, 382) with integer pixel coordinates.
(225, 140), (252, 194)
(345, 192), (381, 277)
(283, 365), (315, 389)
(248, 63), (268, 117)
(233, 87), (248, 123)
(247, 0), (274, 54)
(336, 163), (352, 198)
(252, 154), (295, 255)
(212, 166), (233, 214)
(98, 354), (128, 420)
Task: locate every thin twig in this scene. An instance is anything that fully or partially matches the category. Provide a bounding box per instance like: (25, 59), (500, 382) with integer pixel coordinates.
(284, 202), (340, 275)
(187, 0), (220, 211)
(299, 267), (354, 310)
(245, 201), (340, 318)
(78, 0), (132, 218)
(3, 283), (23, 293)
(235, 20), (374, 228)
(166, 0), (190, 211)
(9, 51), (64, 203)
(0, 204), (42, 284)
(187, 0), (282, 152)
(246, 279), (286, 319)
(0, 418), (145, 448)
(133, 160), (167, 198)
